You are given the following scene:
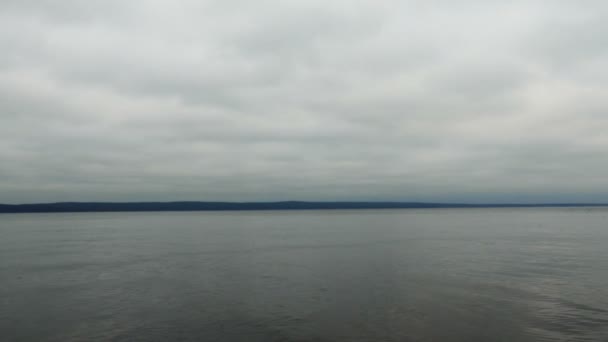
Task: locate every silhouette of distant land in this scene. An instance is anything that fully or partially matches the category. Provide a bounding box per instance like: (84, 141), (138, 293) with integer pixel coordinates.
(0, 201), (606, 213)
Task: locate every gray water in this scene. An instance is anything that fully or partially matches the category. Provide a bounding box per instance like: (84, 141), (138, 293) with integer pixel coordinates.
(1, 208), (608, 342)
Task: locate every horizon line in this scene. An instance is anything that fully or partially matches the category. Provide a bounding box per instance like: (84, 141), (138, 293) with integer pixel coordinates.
(1, 200), (608, 214)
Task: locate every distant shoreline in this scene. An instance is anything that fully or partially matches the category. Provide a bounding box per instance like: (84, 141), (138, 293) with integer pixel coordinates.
(1, 201), (607, 214)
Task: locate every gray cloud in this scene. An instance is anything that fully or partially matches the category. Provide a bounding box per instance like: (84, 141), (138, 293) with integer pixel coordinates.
(1, 0), (608, 204)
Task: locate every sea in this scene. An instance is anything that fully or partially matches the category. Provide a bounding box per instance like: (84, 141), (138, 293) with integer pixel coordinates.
(1, 208), (607, 341)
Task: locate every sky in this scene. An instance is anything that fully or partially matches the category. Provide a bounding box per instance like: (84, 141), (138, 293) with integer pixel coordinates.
(1, 0), (608, 204)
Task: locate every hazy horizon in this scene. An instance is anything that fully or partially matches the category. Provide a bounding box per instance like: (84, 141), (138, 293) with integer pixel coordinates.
(2, 1), (608, 203)
(3, 199), (608, 207)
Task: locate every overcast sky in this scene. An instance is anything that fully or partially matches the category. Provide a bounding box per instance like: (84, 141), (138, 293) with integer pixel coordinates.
(1, 0), (608, 204)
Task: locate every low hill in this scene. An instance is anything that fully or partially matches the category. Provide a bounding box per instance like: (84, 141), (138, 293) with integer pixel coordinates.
(1, 201), (606, 213)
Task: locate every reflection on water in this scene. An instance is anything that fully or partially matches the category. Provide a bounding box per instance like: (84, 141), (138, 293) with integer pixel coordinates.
(1, 208), (608, 341)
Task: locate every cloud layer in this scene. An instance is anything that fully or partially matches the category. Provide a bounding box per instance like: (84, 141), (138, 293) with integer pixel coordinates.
(2, 0), (608, 203)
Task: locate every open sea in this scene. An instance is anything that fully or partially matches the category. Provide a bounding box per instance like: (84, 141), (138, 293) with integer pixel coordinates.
(1, 208), (608, 341)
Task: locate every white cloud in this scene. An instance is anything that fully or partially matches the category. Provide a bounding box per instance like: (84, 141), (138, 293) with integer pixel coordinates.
(1, 0), (608, 203)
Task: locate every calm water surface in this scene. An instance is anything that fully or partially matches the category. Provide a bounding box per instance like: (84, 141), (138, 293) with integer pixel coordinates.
(1, 208), (608, 341)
